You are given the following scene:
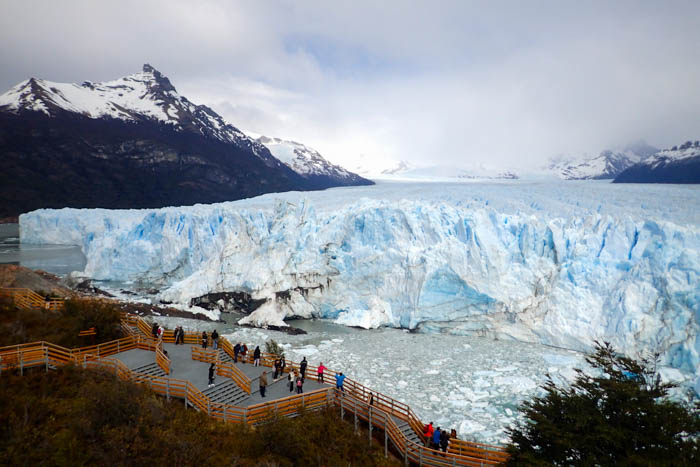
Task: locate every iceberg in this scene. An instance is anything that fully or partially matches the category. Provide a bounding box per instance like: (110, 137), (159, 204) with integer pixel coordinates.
(19, 181), (700, 385)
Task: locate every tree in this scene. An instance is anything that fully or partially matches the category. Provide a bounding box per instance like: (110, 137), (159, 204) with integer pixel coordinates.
(265, 339), (285, 358)
(506, 341), (699, 466)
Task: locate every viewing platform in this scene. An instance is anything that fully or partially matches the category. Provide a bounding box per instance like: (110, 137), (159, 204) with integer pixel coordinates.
(0, 288), (509, 466)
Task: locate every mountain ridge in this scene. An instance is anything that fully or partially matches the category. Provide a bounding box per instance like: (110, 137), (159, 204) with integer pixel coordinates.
(0, 65), (371, 217)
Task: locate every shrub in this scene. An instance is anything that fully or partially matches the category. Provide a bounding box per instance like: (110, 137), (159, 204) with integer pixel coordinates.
(265, 338), (286, 358)
(506, 341), (700, 466)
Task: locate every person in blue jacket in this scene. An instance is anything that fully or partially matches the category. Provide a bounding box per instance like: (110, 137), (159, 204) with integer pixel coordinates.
(432, 427), (441, 450)
(335, 372), (346, 392)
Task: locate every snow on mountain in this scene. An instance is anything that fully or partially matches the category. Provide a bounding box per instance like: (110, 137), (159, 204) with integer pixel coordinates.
(547, 142), (659, 180)
(0, 64), (272, 161)
(20, 181), (700, 390)
(614, 140), (700, 184)
(256, 136), (372, 186)
(357, 160), (518, 181)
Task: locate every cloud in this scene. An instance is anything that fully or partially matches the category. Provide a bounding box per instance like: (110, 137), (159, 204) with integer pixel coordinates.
(1, 1), (699, 170)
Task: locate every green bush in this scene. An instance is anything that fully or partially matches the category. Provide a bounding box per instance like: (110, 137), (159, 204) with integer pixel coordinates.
(506, 341), (700, 466)
(265, 338), (286, 358)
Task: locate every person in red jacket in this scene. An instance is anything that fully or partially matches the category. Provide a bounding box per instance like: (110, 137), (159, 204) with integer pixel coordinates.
(317, 362), (326, 383)
(423, 421), (434, 447)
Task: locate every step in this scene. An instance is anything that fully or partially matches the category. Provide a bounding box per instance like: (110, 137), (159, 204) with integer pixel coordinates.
(132, 362), (166, 377)
(203, 379), (249, 406)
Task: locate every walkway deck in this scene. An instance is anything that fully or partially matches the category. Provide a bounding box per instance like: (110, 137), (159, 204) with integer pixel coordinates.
(113, 343), (333, 404)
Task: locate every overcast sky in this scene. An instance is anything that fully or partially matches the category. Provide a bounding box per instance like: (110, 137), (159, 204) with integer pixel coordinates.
(2, 0), (699, 170)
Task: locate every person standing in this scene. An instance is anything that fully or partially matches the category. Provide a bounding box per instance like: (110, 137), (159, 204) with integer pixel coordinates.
(423, 422), (434, 447)
(157, 325), (164, 344)
(335, 372), (346, 392)
(280, 356), (286, 374)
(202, 331), (208, 349)
(259, 371), (268, 398)
(440, 428), (450, 453)
(300, 357), (307, 382)
(253, 346), (261, 366)
(273, 358), (280, 379)
(208, 363), (216, 387)
(233, 342), (240, 362)
(151, 323), (158, 339)
(432, 427), (441, 450)
(317, 362), (326, 383)
(211, 329), (219, 349)
(296, 372), (304, 394)
(288, 370), (295, 392)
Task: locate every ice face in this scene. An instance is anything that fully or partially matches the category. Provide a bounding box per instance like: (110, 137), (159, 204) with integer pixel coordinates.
(19, 181), (700, 387)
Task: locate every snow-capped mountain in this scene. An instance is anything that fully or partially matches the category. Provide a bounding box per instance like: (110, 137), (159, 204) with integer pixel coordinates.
(614, 140), (700, 183)
(256, 136), (373, 187)
(0, 64), (276, 165)
(373, 163), (518, 181)
(547, 142), (659, 180)
(0, 65), (370, 217)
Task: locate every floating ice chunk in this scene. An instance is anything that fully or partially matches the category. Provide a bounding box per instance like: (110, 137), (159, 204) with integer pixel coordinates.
(331, 338), (344, 343)
(425, 369), (440, 375)
(658, 367), (688, 384)
(295, 345), (319, 356)
(335, 297), (393, 329)
(397, 380), (408, 389)
(459, 419), (486, 435)
(542, 353), (580, 366)
(493, 375), (537, 392)
(430, 395), (440, 402)
(494, 365), (518, 372)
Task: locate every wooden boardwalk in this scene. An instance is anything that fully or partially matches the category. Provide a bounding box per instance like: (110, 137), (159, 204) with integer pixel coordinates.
(1, 289), (509, 466)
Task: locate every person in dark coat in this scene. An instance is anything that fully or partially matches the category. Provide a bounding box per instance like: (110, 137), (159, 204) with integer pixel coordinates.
(259, 371), (268, 397)
(208, 363), (216, 387)
(151, 323), (158, 339)
(280, 356), (286, 374)
(253, 346), (261, 366)
(300, 357), (307, 382)
(440, 429), (449, 453)
(201, 331), (208, 349)
(211, 329), (219, 349)
(233, 342), (240, 362)
(273, 358), (280, 379)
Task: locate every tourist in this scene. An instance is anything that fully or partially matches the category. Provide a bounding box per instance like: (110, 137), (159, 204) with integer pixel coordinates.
(233, 342), (240, 362)
(440, 428), (450, 453)
(151, 323), (158, 339)
(202, 331), (208, 349)
(253, 346), (261, 366)
(432, 427), (441, 450)
(288, 370), (295, 392)
(173, 326), (179, 344)
(317, 362), (326, 383)
(259, 371), (268, 398)
(157, 325), (164, 343)
(423, 422), (434, 447)
(273, 358), (280, 379)
(296, 372), (303, 394)
(241, 344), (248, 361)
(450, 428), (457, 440)
(177, 326), (185, 345)
(369, 393), (374, 406)
(300, 357), (307, 382)
(280, 356), (286, 374)
(208, 363), (216, 387)
(335, 372), (346, 392)
(211, 329), (219, 349)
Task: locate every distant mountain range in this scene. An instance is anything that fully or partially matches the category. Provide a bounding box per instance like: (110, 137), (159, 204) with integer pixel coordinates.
(256, 136), (371, 188)
(613, 140), (700, 183)
(0, 64), (371, 218)
(546, 141), (659, 180)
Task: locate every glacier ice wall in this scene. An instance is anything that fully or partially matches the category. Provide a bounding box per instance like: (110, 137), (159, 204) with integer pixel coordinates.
(20, 183), (700, 381)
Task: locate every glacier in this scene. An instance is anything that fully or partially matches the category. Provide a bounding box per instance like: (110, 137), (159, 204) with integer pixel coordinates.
(20, 180), (700, 387)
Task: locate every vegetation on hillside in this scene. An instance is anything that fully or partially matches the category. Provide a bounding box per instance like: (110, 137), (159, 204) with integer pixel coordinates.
(0, 366), (397, 466)
(506, 341), (700, 466)
(0, 298), (122, 348)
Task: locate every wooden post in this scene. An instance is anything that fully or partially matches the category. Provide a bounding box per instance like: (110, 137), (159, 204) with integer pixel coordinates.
(166, 379), (170, 401)
(45, 347), (49, 372)
(368, 406), (373, 446)
(354, 402), (358, 433)
(224, 406), (228, 423)
(385, 429), (388, 458)
(419, 447), (423, 466)
(340, 391), (345, 420)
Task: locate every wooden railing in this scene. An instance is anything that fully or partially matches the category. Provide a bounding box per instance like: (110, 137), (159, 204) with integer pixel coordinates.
(0, 287), (64, 311)
(97, 314), (510, 465)
(156, 344), (171, 375)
